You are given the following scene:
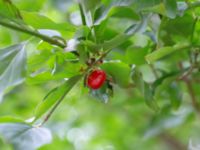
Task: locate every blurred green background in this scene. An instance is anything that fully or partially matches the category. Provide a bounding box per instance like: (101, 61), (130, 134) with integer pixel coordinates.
(1, 0), (200, 150)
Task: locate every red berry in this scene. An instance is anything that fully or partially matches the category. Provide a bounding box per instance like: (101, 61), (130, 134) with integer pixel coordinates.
(87, 69), (106, 89)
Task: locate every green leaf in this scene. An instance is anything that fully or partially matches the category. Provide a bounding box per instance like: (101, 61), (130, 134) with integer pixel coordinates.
(102, 33), (130, 50)
(143, 82), (159, 112)
(134, 0), (161, 10)
(0, 116), (25, 124)
(108, 6), (140, 20)
(163, 0), (177, 19)
(146, 46), (174, 63)
(142, 2), (177, 19)
(95, 6), (140, 25)
(155, 79), (182, 109)
(21, 11), (75, 31)
(0, 120), (52, 150)
(34, 75), (82, 120)
(158, 13), (194, 45)
(102, 16), (148, 50)
(100, 62), (131, 87)
(125, 46), (148, 65)
(145, 43), (190, 63)
(0, 0), (21, 19)
(80, 0), (101, 12)
(0, 43), (26, 101)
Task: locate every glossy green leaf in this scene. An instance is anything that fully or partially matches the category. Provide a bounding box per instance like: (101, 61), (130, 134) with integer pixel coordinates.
(100, 62), (131, 87)
(34, 75), (82, 120)
(0, 43), (26, 101)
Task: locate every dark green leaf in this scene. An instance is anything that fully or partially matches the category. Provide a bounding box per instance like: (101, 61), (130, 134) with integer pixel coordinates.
(134, 0), (161, 10)
(163, 0), (177, 19)
(143, 82), (160, 111)
(158, 13), (194, 45)
(154, 77), (182, 109)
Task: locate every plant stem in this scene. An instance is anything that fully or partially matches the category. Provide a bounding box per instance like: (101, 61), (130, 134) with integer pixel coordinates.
(39, 75), (82, 126)
(178, 62), (200, 114)
(159, 133), (187, 150)
(40, 92), (67, 126)
(184, 79), (200, 113)
(0, 19), (66, 48)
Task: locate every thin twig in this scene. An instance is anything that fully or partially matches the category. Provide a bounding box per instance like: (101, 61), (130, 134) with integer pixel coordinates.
(159, 132), (187, 150)
(0, 19), (66, 47)
(40, 92), (67, 126)
(184, 78), (200, 113)
(178, 62), (200, 113)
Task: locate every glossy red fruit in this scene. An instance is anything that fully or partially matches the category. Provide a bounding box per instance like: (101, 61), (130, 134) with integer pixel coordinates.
(87, 69), (106, 89)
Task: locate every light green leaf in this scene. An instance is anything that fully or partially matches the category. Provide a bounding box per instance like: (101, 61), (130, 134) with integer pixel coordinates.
(145, 43), (190, 63)
(100, 62), (131, 87)
(145, 47), (174, 63)
(34, 75), (82, 120)
(126, 46), (148, 65)
(21, 11), (75, 31)
(0, 0), (21, 19)
(108, 6), (140, 20)
(80, 0), (101, 12)
(0, 116), (25, 124)
(102, 33), (130, 50)
(0, 43), (26, 101)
